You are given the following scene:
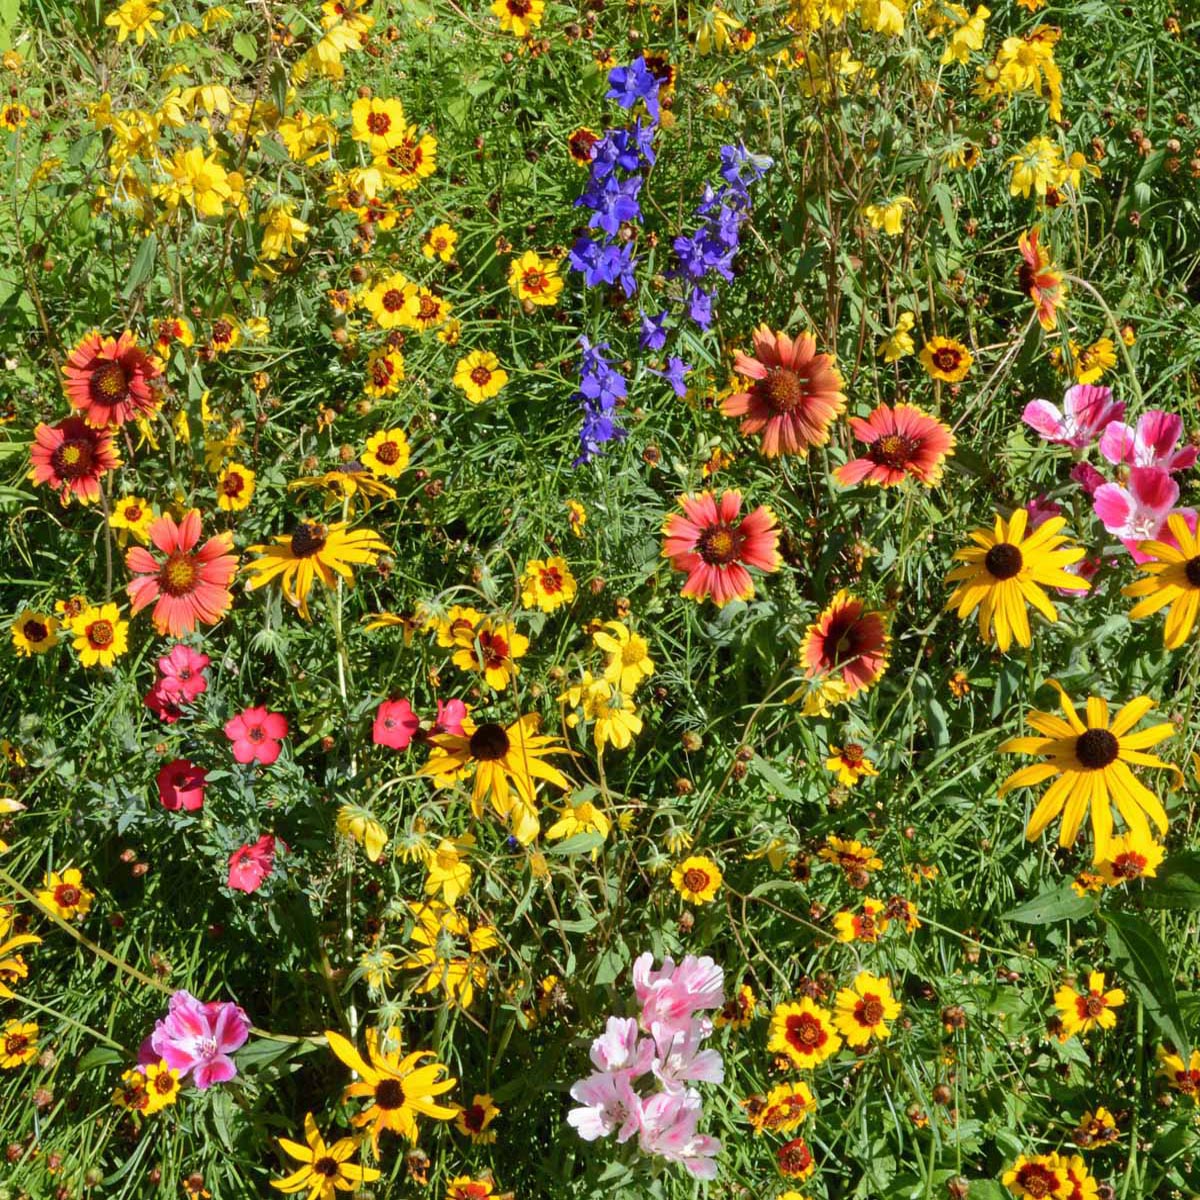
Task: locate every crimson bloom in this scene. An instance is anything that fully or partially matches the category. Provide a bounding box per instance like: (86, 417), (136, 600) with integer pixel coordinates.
(435, 698), (468, 736)
(224, 706), (288, 765)
(801, 591), (890, 697)
(156, 644), (210, 702)
(157, 759), (207, 812)
(126, 511), (237, 637)
(662, 490), (780, 607)
(29, 416), (121, 505)
(61, 329), (162, 428)
(722, 325), (846, 457)
(1017, 227), (1067, 332)
(228, 835), (277, 893)
(835, 404), (955, 488)
(373, 697), (420, 749)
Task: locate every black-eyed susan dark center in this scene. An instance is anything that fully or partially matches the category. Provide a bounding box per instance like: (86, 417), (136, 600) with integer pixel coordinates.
(312, 1156), (340, 1178)
(1185, 557), (1200, 588)
(1075, 728), (1119, 770)
(291, 523), (328, 558)
(374, 1077), (406, 1109)
(984, 542), (1022, 580)
(470, 723), (510, 761)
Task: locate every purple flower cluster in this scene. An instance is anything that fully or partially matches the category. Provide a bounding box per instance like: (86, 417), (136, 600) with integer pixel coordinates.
(573, 337), (628, 466)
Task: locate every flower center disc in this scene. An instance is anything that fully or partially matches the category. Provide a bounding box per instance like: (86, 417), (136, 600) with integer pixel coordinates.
(1075, 727), (1119, 769)
(868, 433), (918, 468)
(52, 439), (95, 478)
(87, 621), (114, 648)
(366, 112), (391, 135)
(159, 552), (198, 597)
(697, 525), (738, 565)
(682, 868), (709, 892)
(55, 885), (81, 906)
(1185, 556), (1200, 588)
(1084, 994), (1106, 1018)
(858, 996), (885, 1026)
(469, 723), (510, 761)
(762, 368), (807, 413)
(933, 348), (961, 372)
(787, 1013), (821, 1046)
(984, 542), (1023, 580)
(313, 1157), (340, 1178)
(470, 366), (492, 386)
(290, 523), (328, 558)
(382, 288), (406, 312)
(374, 1077), (406, 1109)
(90, 361), (130, 402)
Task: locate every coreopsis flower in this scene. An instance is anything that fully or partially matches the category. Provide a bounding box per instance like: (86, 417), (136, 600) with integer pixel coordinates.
(1123, 512), (1200, 647)
(1002, 1154), (1069, 1199)
(0, 1020), (37, 1068)
(423, 223), (458, 262)
(833, 972), (901, 1046)
(743, 1081), (815, 1135)
(242, 522), (388, 621)
(1054, 972), (1125, 1039)
(1095, 829), (1164, 886)
(362, 348), (405, 398)
(0, 101), (28, 130)
(919, 335), (973, 382)
(723, 326), (846, 457)
(215, 463), (255, 511)
(566, 499), (587, 536)
(126, 511), (237, 637)
(520, 557), (577, 612)
(350, 97), (406, 153)
(1157, 1045), (1200, 1097)
(662, 489), (780, 606)
(835, 404), (955, 488)
(671, 855), (722, 904)
(491, 0), (545, 35)
(545, 797), (611, 854)
(714, 983), (757, 1029)
(998, 682), (1174, 862)
(1073, 1107), (1119, 1150)
(508, 251), (563, 306)
(864, 196), (914, 235)
(1017, 227), (1067, 330)
(454, 1094), (500, 1144)
(207, 316), (241, 354)
(425, 838), (473, 906)
(825, 744), (878, 787)
(799, 591), (890, 698)
(878, 312), (915, 362)
(143, 1062), (181, 1113)
(375, 125), (438, 190)
(451, 618), (529, 690)
(61, 329), (161, 428)
(593, 621), (654, 692)
(153, 315), (194, 355)
(819, 835), (883, 876)
(270, 1112), (381, 1199)
(833, 898), (890, 943)
(944, 509), (1088, 650)
(337, 805), (388, 862)
(401, 286), (450, 333)
(259, 202), (309, 260)
(453, 350), (508, 403)
(768, 998), (842, 1068)
(70, 603), (129, 668)
(567, 126), (601, 165)
(1022, 384), (1124, 449)
(37, 867), (93, 920)
(447, 1179), (496, 1200)
(1073, 338), (1117, 384)
(362, 273), (412, 329)
(11, 610), (57, 656)
(105, 0), (164, 43)
(109, 494), (155, 544)
(776, 1137), (815, 1179)
(361, 428), (410, 478)
(224, 707), (289, 766)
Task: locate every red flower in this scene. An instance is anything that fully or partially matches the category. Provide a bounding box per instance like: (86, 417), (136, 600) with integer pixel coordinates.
(373, 697), (420, 750)
(144, 679), (184, 724)
(61, 329), (162, 428)
(662, 489), (780, 607)
(835, 403), (956, 488)
(722, 325), (846, 457)
(224, 706), (289, 765)
(156, 644), (210, 702)
(157, 759), (207, 812)
(435, 698), (467, 736)
(227, 835), (277, 893)
(801, 591), (890, 697)
(126, 511), (237, 637)
(1017, 227), (1067, 332)
(29, 416), (121, 505)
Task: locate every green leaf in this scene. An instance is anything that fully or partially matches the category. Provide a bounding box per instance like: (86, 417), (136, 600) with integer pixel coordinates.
(544, 831), (603, 856)
(122, 233), (157, 299)
(1103, 909), (1190, 1056)
(232, 31), (259, 62)
(76, 1046), (124, 1071)
(1000, 883), (1094, 925)
(968, 1184), (1008, 1200)
(1139, 851), (1200, 910)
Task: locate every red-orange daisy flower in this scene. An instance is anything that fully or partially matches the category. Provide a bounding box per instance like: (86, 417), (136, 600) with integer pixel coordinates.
(800, 590), (890, 697)
(722, 325), (846, 457)
(777, 1136), (815, 1179)
(28, 416), (122, 505)
(61, 330), (162, 428)
(835, 403), (955, 488)
(1017, 227), (1068, 332)
(662, 490), (780, 607)
(126, 510), (237, 637)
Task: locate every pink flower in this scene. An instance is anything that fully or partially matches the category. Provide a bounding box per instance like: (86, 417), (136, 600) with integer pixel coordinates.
(144, 680), (184, 724)
(590, 1016), (656, 1075)
(149, 989), (250, 1090)
(1100, 409), (1198, 472)
(227, 834), (277, 893)
(1025, 495), (1063, 529)
(434, 698), (467, 737)
(632, 953), (724, 1037)
(1022, 384), (1124, 449)
(157, 758), (207, 812)
(1093, 466), (1195, 561)
(373, 698), (420, 750)
(635, 1090), (721, 1180)
(126, 511), (237, 637)
(224, 706), (288, 765)
(567, 1070), (643, 1143)
(651, 1022), (724, 1093)
(156, 644), (210, 702)
(1070, 461), (1106, 497)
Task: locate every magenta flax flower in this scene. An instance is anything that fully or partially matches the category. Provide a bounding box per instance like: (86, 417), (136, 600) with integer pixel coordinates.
(1100, 409), (1199, 472)
(156, 758), (207, 812)
(1022, 384), (1124, 449)
(373, 697), (420, 749)
(156, 644), (210, 702)
(227, 834), (277, 893)
(149, 990), (250, 1090)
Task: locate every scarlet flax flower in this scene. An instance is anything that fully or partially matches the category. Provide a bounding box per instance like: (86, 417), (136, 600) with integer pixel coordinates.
(126, 511), (237, 637)
(29, 417), (121, 505)
(661, 490), (780, 607)
(835, 404), (955, 488)
(61, 329), (162, 428)
(225, 707), (289, 765)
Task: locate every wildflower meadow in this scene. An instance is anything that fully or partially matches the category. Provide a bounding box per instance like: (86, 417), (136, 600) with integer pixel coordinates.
(3, 0), (1200, 1197)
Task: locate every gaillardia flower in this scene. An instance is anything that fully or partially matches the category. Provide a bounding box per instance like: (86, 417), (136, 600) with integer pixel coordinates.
(835, 404), (955, 488)
(944, 508), (1088, 651)
(1017, 226), (1067, 331)
(61, 329), (162, 428)
(1123, 513), (1200, 648)
(999, 682), (1174, 861)
(661, 490), (780, 607)
(799, 591), (890, 698)
(722, 326), (846, 457)
(29, 417), (121, 505)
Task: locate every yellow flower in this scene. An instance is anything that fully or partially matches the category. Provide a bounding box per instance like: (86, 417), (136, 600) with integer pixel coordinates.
(423, 223), (458, 262)
(216, 463), (255, 512)
(878, 312), (915, 363)
(670, 855), (722, 903)
(336, 805), (388, 863)
(508, 251), (563, 306)
(451, 618), (529, 691)
(714, 983), (757, 1029)
(1095, 828), (1165, 886)
(520, 557), (577, 612)
(833, 972), (901, 1046)
(545, 796), (611, 855)
(566, 499), (587, 536)
(592, 621), (654, 693)
(454, 1094), (500, 1144)
(143, 1061), (181, 1113)
(260, 202), (309, 261)
(919, 336), (973, 382)
(824, 744), (878, 787)
(490, 0), (545, 37)
(105, 0), (164, 44)
(401, 286), (451, 333)
(560, 674), (643, 751)
(37, 867), (93, 920)
(833, 897), (890, 943)
(1073, 337), (1116, 384)
(108, 495), (155, 544)
(362, 273), (412, 330)
(69, 603), (129, 668)
(271, 1111), (381, 1198)
(1002, 1154), (1070, 1199)
(767, 998), (842, 1067)
(819, 835), (882, 876)
(1073, 1107), (1119, 1150)
(0, 102), (29, 131)
(372, 126), (438, 191)
(0, 1019), (37, 1068)
(695, 6), (743, 54)
(453, 350), (508, 403)
(279, 111), (337, 164)
(864, 196), (913, 235)
(1008, 135), (1065, 199)
(160, 146), (233, 218)
(1054, 971), (1125, 1039)
(401, 901), (497, 1007)
(350, 97), (407, 153)
(361, 428), (410, 478)
(11, 610), (58, 656)
(1157, 1045), (1200, 1098)
(0, 901), (39, 992)
(1123, 512), (1200, 648)
(425, 838), (474, 906)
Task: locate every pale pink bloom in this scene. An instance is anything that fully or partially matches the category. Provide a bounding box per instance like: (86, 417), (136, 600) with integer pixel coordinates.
(373, 698), (420, 750)
(651, 1021), (724, 1093)
(636, 1089), (721, 1180)
(1070, 461), (1106, 497)
(224, 706), (288, 765)
(632, 953), (724, 1036)
(149, 989), (250, 1090)
(567, 1070), (642, 1142)
(1093, 466), (1193, 561)
(1025, 496), (1063, 529)
(1100, 409), (1198, 472)
(1022, 384), (1124, 449)
(590, 1016), (655, 1075)
(156, 644), (210, 702)
(227, 834), (277, 893)
(434, 698), (468, 736)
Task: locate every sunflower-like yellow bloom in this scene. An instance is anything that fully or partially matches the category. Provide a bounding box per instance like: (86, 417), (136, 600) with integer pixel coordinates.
(1124, 513), (1200, 648)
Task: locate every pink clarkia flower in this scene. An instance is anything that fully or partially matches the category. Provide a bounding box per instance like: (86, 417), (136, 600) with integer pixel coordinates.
(636, 1089), (722, 1180)
(1100, 410), (1199, 472)
(567, 1070), (643, 1143)
(1025, 495), (1063, 529)
(227, 834), (277, 893)
(632, 953), (724, 1036)
(373, 698), (420, 750)
(149, 989), (250, 1090)
(590, 1016), (656, 1076)
(1022, 384), (1124, 449)
(1070, 461), (1106, 497)
(126, 510), (237, 637)
(651, 1022), (724, 1093)
(156, 644), (210, 702)
(1093, 466), (1195, 561)
(224, 706), (288, 765)
(156, 758), (207, 812)
(434, 698), (468, 737)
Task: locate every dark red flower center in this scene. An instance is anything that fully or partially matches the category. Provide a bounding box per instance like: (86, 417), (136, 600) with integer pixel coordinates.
(54, 884), (81, 907)
(152, 1072), (176, 1095)
(382, 288), (406, 312)
(868, 433), (919, 468)
(4, 1033), (28, 1056)
(762, 367), (809, 413)
(841, 743), (864, 765)
(786, 1012), (825, 1050)
(221, 473), (246, 497)
(313, 1156), (340, 1178)
(23, 620), (48, 643)
(569, 128), (600, 162)
(479, 632), (510, 669)
(416, 295), (439, 321)
(539, 568), (563, 593)
(1016, 1164), (1059, 1198)
(682, 867), (710, 893)
(777, 1137), (812, 1176)
(507, 0), (532, 13)
(366, 111), (391, 135)
(469, 722), (510, 761)
(1111, 852), (1147, 880)
(856, 995), (885, 1026)
(932, 346), (962, 372)
(470, 365), (492, 386)
(374, 439), (402, 465)
(90, 361), (130, 403)
(246, 726), (266, 744)
(86, 621), (114, 649)
(387, 142), (419, 172)
(159, 552), (198, 597)
(1075, 728), (1119, 770)
(697, 524), (739, 566)
(984, 542), (1022, 580)
(211, 320), (234, 345)
(461, 1104), (486, 1132)
(374, 1077), (406, 1109)
(290, 523), (327, 558)
(522, 269), (546, 293)
(51, 438), (96, 479)
(1081, 993), (1107, 1019)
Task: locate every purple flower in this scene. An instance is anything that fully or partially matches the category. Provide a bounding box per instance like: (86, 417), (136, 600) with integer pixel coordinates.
(649, 356), (692, 398)
(149, 989), (250, 1090)
(606, 59), (661, 122)
(640, 310), (669, 351)
(687, 288), (714, 330)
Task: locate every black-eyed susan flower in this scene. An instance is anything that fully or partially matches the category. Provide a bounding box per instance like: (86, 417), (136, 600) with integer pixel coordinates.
(998, 683), (1174, 862)
(270, 1111), (381, 1198)
(768, 998), (842, 1068)
(944, 509), (1088, 651)
(325, 1027), (457, 1151)
(454, 1093), (500, 1144)
(670, 855), (722, 903)
(451, 618), (528, 691)
(1054, 972), (1125, 1039)
(520, 557), (577, 613)
(0, 1019), (37, 1068)
(825, 743), (879, 787)
(453, 350), (508, 403)
(508, 250), (563, 306)
(361, 428), (410, 478)
(69, 604), (128, 668)
(11, 610), (58, 656)
(243, 522), (388, 621)
(37, 867), (93, 920)
(1124, 513), (1200, 648)
(919, 335), (973, 382)
(834, 972), (901, 1046)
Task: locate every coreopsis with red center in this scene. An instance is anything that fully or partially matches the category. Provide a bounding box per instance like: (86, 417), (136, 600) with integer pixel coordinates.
(29, 416), (121, 505)
(126, 511), (237, 637)
(835, 404), (956, 488)
(61, 329), (162, 428)
(661, 490), (780, 607)
(722, 325), (846, 457)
